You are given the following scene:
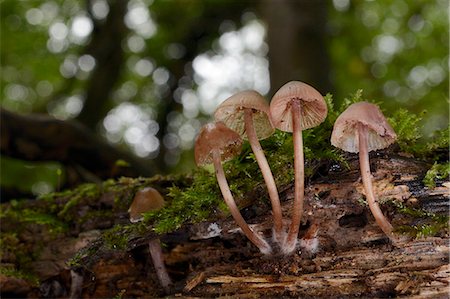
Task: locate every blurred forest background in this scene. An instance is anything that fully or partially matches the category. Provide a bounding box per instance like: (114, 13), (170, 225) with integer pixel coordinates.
(1, 0), (448, 200)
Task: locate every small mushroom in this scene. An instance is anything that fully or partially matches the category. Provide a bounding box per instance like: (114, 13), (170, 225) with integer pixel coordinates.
(195, 122), (272, 254)
(129, 187), (165, 223)
(129, 187), (172, 293)
(331, 102), (397, 238)
(214, 90), (283, 244)
(69, 270), (83, 299)
(270, 81), (328, 254)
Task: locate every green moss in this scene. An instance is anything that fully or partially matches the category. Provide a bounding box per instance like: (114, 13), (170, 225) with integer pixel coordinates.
(426, 126), (449, 154)
(1, 200), (68, 235)
(113, 289), (127, 299)
(413, 223), (447, 238)
(357, 197), (368, 207)
(393, 201), (449, 238)
(0, 232), (40, 281)
(423, 162), (450, 189)
(303, 92), (351, 168)
(102, 226), (132, 250)
(67, 243), (99, 268)
(142, 92), (368, 234)
(389, 111), (449, 160)
(144, 169), (224, 233)
(0, 266), (39, 286)
(396, 222), (449, 238)
(388, 109), (424, 154)
(394, 201), (436, 218)
(57, 183), (100, 219)
(102, 223), (152, 250)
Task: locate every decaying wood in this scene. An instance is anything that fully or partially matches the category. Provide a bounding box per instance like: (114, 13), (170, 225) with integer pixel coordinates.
(1, 153), (449, 298)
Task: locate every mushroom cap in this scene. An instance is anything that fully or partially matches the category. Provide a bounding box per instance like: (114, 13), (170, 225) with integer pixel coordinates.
(270, 81), (327, 132)
(331, 101), (397, 153)
(194, 122), (243, 166)
(128, 187), (165, 223)
(214, 90), (274, 140)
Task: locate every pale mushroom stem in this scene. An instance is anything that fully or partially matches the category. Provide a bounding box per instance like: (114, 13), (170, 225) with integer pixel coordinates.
(243, 108), (284, 244)
(212, 149), (272, 254)
(69, 270), (83, 299)
(284, 99), (305, 254)
(358, 124), (394, 237)
(148, 239), (172, 293)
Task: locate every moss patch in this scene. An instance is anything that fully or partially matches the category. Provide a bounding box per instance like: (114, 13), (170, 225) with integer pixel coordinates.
(389, 112), (449, 160)
(0, 266), (39, 286)
(393, 201), (449, 238)
(423, 162), (450, 189)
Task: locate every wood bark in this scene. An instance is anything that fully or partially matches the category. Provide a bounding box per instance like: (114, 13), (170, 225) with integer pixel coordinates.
(261, 0), (333, 95)
(1, 153), (449, 298)
(76, 0), (128, 129)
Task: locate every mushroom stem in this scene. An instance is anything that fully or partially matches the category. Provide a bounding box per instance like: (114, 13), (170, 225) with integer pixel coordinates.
(69, 270), (83, 299)
(148, 239), (172, 293)
(212, 149), (272, 254)
(243, 108), (284, 244)
(284, 100), (305, 254)
(358, 124), (394, 237)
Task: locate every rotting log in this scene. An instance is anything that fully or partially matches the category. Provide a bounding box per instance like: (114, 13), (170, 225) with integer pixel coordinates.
(0, 153), (449, 298)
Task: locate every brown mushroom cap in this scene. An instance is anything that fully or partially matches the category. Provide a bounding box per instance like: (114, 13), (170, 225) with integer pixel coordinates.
(129, 187), (165, 223)
(214, 90), (274, 140)
(270, 81), (327, 132)
(331, 101), (397, 153)
(194, 122), (243, 166)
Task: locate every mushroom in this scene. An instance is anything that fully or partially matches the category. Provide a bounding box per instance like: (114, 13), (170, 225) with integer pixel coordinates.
(128, 187), (172, 293)
(214, 90), (283, 244)
(129, 187), (165, 223)
(69, 270), (84, 299)
(195, 122), (272, 254)
(331, 101), (397, 238)
(270, 81), (328, 254)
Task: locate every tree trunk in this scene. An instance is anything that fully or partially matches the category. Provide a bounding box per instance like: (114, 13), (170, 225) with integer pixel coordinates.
(76, 0), (128, 130)
(1, 154), (448, 298)
(261, 0), (333, 95)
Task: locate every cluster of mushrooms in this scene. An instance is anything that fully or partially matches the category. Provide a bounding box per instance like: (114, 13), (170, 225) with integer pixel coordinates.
(194, 81), (397, 255)
(124, 81), (397, 293)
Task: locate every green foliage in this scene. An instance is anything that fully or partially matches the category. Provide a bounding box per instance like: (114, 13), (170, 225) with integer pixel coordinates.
(0, 231), (41, 284)
(0, 156), (64, 196)
(388, 109), (425, 154)
(426, 126), (450, 154)
(393, 201), (449, 238)
(113, 289), (127, 299)
(389, 110), (449, 159)
(413, 224), (446, 238)
(102, 225), (135, 250)
(330, 0), (448, 135)
(56, 183), (99, 219)
(1, 199), (68, 234)
(423, 162), (450, 189)
(303, 92), (358, 168)
(144, 169), (224, 233)
(0, 266), (39, 286)
(1, 0), (447, 193)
